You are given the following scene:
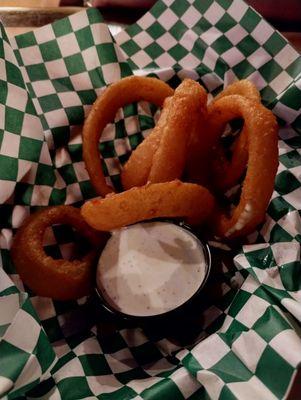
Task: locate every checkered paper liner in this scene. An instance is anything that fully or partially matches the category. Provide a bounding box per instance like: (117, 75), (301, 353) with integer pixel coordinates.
(0, 0), (300, 399)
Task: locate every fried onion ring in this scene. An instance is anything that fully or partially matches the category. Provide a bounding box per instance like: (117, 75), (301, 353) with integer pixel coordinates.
(148, 79), (207, 183)
(122, 79), (207, 189)
(121, 98), (172, 190)
(184, 110), (211, 186)
(210, 128), (248, 191)
(11, 206), (108, 300)
(212, 79), (260, 104)
(83, 76), (174, 196)
(208, 95), (278, 238)
(209, 80), (260, 190)
(81, 180), (215, 231)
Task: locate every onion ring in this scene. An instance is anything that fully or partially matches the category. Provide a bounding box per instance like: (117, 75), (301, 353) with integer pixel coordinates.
(210, 128), (248, 191)
(208, 95), (278, 238)
(184, 109), (211, 186)
(209, 80), (260, 190)
(122, 79), (207, 188)
(83, 76), (174, 196)
(212, 79), (260, 104)
(121, 98), (172, 190)
(11, 206), (108, 300)
(81, 180), (215, 231)
(148, 79), (207, 183)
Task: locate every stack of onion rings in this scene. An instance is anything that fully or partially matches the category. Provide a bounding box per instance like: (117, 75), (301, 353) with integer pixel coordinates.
(81, 78), (277, 240)
(11, 76), (279, 299)
(82, 77), (277, 239)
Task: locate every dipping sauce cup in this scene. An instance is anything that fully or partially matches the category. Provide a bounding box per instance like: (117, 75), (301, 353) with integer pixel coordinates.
(94, 221), (211, 328)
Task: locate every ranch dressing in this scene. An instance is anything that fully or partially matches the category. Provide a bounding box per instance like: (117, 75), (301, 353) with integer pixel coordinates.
(96, 222), (207, 317)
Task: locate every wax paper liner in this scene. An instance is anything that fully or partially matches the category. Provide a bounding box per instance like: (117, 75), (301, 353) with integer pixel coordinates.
(0, 1), (300, 399)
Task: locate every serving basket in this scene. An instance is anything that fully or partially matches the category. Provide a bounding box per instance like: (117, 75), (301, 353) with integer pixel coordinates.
(0, 0), (300, 398)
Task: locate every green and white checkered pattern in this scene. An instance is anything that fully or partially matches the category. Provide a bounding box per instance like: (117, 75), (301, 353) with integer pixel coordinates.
(178, 243), (301, 399)
(0, 0), (300, 399)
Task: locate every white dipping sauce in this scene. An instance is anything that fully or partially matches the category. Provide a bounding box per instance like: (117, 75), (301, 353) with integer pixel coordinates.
(96, 222), (207, 317)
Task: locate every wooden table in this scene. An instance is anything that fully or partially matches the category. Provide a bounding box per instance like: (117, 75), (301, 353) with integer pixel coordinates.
(281, 32), (301, 53)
